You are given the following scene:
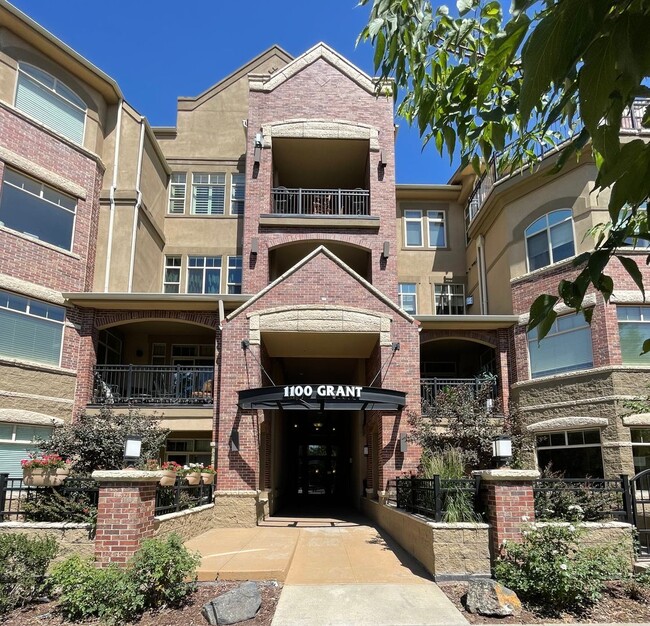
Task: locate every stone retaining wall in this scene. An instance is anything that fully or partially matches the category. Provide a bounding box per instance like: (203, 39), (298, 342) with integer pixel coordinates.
(153, 504), (216, 542)
(0, 522), (94, 562)
(361, 497), (491, 580)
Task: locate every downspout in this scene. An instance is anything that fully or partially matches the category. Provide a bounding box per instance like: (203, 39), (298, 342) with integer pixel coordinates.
(104, 100), (123, 292)
(127, 117), (145, 293)
(477, 234), (489, 314)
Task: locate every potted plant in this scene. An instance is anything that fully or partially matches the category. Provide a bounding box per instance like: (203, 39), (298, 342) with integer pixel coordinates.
(143, 459), (180, 486)
(180, 463), (203, 485)
(200, 465), (216, 485)
(21, 453), (71, 487)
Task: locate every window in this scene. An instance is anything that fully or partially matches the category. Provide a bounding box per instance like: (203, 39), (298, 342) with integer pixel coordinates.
(622, 205), (650, 248)
(617, 306), (650, 365)
(168, 173), (186, 214)
(15, 64), (86, 145)
(528, 313), (593, 378)
(187, 256), (221, 293)
(163, 256), (181, 293)
(525, 209), (575, 271)
(632, 429), (650, 474)
(230, 173), (245, 215)
(536, 429), (603, 478)
(166, 439), (211, 466)
(403, 209), (446, 247)
(0, 289), (65, 366)
(227, 256), (243, 294)
(0, 169), (76, 250)
(0, 423), (54, 477)
(191, 173), (225, 215)
(97, 329), (122, 365)
(434, 284), (465, 315)
(151, 343), (166, 366)
(398, 283), (417, 314)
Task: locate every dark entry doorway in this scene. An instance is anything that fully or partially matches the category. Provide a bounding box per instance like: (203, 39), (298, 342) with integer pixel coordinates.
(286, 412), (351, 504)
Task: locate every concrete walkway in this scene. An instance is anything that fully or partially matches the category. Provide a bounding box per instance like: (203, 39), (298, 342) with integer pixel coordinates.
(186, 509), (468, 625)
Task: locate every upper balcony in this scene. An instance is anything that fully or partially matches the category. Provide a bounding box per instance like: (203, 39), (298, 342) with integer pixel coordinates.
(272, 187), (369, 216)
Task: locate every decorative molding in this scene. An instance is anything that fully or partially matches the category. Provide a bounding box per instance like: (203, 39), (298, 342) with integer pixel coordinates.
(525, 416), (608, 432)
(0, 409), (64, 426)
(518, 293), (596, 325)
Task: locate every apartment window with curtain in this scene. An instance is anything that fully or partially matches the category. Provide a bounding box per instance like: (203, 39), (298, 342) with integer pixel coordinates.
(398, 283), (417, 314)
(0, 168), (77, 251)
(0, 289), (65, 366)
(434, 284), (465, 315)
(227, 256), (243, 294)
(163, 256), (181, 293)
(525, 209), (575, 271)
(617, 306), (650, 365)
(168, 173), (186, 214)
(15, 63), (86, 145)
(191, 173), (225, 215)
(187, 256), (221, 293)
(230, 173), (245, 215)
(527, 313), (593, 378)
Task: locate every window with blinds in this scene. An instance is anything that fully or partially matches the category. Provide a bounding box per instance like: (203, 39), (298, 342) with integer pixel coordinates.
(227, 256), (243, 294)
(230, 173), (245, 215)
(0, 424), (53, 477)
(0, 289), (65, 366)
(168, 173), (187, 214)
(525, 210), (575, 272)
(15, 64), (86, 145)
(191, 173), (225, 215)
(0, 168), (77, 250)
(617, 306), (650, 365)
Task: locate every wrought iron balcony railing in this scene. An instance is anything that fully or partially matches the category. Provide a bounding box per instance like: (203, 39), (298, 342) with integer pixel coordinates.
(271, 187), (369, 216)
(93, 365), (214, 405)
(420, 377), (497, 407)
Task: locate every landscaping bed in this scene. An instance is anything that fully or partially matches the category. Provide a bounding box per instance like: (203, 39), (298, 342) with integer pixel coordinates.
(1, 581), (282, 626)
(439, 581), (650, 624)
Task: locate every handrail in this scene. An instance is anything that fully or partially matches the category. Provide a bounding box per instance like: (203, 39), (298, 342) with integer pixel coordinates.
(271, 187), (370, 216)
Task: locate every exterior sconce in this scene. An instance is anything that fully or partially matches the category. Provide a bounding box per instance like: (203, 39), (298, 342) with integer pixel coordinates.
(492, 435), (512, 466)
(230, 429), (240, 452)
(379, 151), (387, 169)
(250, 237), (259, 255)
(363, 444), (369, 456)
(253, 132), (263, 164)
(382, 241), (390, 259)
(399, 432), (408, 453)
(123, 435), (142, 464)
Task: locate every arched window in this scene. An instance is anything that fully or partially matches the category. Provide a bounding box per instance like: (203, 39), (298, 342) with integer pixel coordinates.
(15, 63), (86, 145)
(525, 209), (575, 271)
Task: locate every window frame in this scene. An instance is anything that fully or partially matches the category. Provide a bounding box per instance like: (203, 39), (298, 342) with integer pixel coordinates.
(0, 168), (77, 252)
(617, 305), (650, 365)
(403, 210), (424, 248)
(227, 255), (243, 294)
(230, 173), (245, 215)
(535, 429), (604, 477)
(434, 283), (465, 315)
(191, 173), (226, 215)
(403, 208), (447, 248)
(186, 256), (222, 294)
(524, 209), (576, 272)
(426, 210), (447, 248)
(631, 428), (650, 474)
(168, 173), (187, 214)
(15, 63), (87, 145)
(398, 282), (417, 314)
(163, 255), (182, 293)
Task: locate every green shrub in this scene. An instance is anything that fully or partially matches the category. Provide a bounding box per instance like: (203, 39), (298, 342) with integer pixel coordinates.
(51, 534), (199, 624)
(495, 523), (629, 614)
(23, 486), (97, 525)
(0, 533), (58, 614)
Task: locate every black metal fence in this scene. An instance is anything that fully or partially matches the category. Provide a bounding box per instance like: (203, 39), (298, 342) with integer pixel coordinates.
(390, 476), (482, 522)
(533, 476), (633, 524)
(93, 365), (214, 405)
(0, 473), (99, 523)
(155, 477), (214, 516)
(420, 377), (497, 407)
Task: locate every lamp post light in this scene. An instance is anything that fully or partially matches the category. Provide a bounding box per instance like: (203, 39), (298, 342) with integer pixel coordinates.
(491, 434), (512, 468)
(123, 435), (143, 467)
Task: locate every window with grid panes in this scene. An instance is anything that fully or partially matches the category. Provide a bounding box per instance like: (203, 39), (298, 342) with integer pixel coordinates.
(404, 210), (423, 247)
(227, 256), (243, 294)
(434, 284), (465, 314)
(15, 63), (86, 145)
(191, 173), (225, 215)
(230, 173), (245, 215)
(535, 429), (603, 478)
(151, 343), (166, 366)
(398, 283), (417, 314)
(187, 256), (221, 293)
(1, 168), (77, 250)
(163, 256), (181, 293)
(617, 306), (650, 365)
(168, 173), (186, 214)
(525, 210), (575, 271)
(426, 210), (446, 247)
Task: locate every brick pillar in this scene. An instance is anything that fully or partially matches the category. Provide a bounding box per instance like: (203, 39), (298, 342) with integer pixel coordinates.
(91, 470), (162, 566)
(474, 469), (539, 561)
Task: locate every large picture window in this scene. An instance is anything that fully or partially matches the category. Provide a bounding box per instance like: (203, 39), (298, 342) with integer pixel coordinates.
(536, 429), (603, 478)
(0, 169), (76, 250)
(191, 173), (225, 215)
(525, 210), (575, 271)
(0, 423), (54, 477)
(187, 256), (221, 294)
(528, 313), (593, 378)
(434, 283), (465, 315)
(617, 306), (650, 365)
(15, 64), (86, 145)
(0, 289), (65, 366)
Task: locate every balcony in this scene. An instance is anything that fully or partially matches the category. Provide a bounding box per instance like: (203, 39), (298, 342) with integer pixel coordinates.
(93, 365), (213, 406)
(271, 187), (369, 216)
(420, 377), (497, 407)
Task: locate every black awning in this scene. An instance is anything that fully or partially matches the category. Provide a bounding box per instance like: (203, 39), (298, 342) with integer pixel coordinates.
(238, 385), (406, 411)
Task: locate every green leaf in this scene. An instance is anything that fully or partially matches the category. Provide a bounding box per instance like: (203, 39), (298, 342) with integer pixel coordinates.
(528, 293), (559, 338)
(617, 255), (646, 299)
(642, 339), (650, 356)
(457, 0), (476, 17)
(373, 30), (386, 71)
(367, 18), (384, 38)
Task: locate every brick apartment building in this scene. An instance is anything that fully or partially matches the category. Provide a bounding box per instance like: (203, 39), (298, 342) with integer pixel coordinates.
(1, 1), (650, 523)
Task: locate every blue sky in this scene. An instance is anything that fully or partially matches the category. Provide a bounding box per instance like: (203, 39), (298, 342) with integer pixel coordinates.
(9, 0), (456, 184)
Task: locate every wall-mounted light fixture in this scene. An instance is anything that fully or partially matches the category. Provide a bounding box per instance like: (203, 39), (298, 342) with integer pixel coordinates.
(492, 434), (512, 466)
(379, 151), (387, 168)
(230, 429), (240, 452)
(363, 444), (369, 456)
(123, 435), (142, 465)
(250, 237), (259, 255)
(254, 132), (263, 164)
(382, 241), (390, 259)
(399, 432), (408, 453)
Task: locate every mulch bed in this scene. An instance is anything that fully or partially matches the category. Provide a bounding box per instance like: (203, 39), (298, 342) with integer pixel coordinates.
(1, 581), (282, 626)
(439, 581), (650, 623)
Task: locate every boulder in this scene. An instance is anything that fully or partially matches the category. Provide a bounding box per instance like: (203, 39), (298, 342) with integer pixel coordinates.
(465, 579), (522, 617)
(202, 581), (262, 625)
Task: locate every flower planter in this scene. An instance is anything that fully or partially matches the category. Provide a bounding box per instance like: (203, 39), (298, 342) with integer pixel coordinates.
(201, 472), (215, 485)
(185, 473), (201, 485)
(159, 470), (177, 487)
(23, 467), (69, 487)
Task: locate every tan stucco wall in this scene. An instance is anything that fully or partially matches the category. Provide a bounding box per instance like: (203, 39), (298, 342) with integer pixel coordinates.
(0, 523), (94, 563)
(361, 498), (491, 580)
(131, 214), (164, 292)
(153, 503), (216, 542)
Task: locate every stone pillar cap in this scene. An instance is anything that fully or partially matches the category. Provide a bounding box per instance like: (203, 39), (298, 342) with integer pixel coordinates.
(472, 469), (540, 481)
(92, 469), (164, 483)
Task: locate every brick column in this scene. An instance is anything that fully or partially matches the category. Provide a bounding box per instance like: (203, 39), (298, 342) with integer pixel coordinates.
(91, 470), (162, 566)
(473, 469), (539, 561)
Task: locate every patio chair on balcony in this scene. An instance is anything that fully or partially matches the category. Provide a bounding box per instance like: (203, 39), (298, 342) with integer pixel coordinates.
(94, 372), (119, 404)
(313, 194), (332, 215)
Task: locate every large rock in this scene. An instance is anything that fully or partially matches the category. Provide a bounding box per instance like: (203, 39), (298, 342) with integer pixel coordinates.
(202, 582), (262, 625)
(465, 579), (522, 617)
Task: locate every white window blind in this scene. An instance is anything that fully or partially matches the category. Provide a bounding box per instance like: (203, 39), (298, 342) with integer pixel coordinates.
(168, 173), (186, 214)
(192, 173), (225, 215)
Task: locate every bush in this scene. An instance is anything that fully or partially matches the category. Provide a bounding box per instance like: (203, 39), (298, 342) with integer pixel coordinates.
(23, 485), (97, 526)
(0, 533), (58, 614)
(51, 534), (199, 624)
(495, 523), (629, 614)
